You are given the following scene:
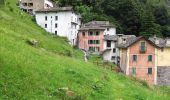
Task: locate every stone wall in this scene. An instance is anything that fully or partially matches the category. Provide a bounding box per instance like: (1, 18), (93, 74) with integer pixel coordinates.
(157, 66), (170, 86)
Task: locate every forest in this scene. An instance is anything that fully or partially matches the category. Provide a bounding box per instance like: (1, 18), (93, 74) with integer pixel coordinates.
(53, 0), (170, 38)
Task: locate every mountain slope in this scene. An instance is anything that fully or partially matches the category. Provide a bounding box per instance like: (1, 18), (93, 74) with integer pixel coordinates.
(0, 0), (170, 100)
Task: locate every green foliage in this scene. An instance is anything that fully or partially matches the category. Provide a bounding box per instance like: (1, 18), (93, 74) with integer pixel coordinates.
(57, 0), (170, 37)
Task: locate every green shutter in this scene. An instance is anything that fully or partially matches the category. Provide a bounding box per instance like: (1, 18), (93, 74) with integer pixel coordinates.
(132, 67), (136, 75)
(140, 42), (146, 52)
(148, 55), (152, 61)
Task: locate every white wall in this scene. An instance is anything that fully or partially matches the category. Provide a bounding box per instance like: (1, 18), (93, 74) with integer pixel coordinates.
(104, 27), (116, 35)
(35, 11), (81, 45)
(103, 40), (119, 64)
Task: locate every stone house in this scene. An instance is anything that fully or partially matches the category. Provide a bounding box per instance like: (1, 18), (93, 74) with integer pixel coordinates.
(18, 0), (53, 14)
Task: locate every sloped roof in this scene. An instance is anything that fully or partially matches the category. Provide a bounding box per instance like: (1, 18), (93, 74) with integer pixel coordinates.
(149, 37), (170, 48)
(79, 21), (115, 31)
(35, 7), (73, 13)
(117, 36), (160, 48)
(104, 35), (117, 41)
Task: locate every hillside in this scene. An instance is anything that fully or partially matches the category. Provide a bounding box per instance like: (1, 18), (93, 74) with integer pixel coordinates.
(0, 0), (170, 100)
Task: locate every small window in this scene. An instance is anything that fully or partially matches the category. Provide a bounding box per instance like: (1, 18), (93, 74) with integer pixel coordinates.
(88, 31), (93, 36)
(55, 31), (57, 35)
(107, 40), (111, 47)
(45, 24), (47, 28)
(140, 41), (146, 52)
(148, 55), (152, 62)
(96, 47), (100, 52)
(132, 67), (136, 75)
(133, 55), (137, 61)
(107, 28), (110, 31)
(28, 3), (33, 7)
(45, 16), (47, 21)
(113, 48), (116, 53)
(96, 31), (99, 35)
(88, 40), (93, 44)
(148, 68), (152, 75)
(82, 32), (85, 36)
(55, 23), (58, 28)
(111, 56), (116, 60)
(89, 47), (95, 52)
(95, 40), (100, 44)
(55, 16), (58, 21)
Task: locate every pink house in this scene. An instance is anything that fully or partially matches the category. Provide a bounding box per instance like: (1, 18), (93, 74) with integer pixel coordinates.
(118, 36), (159, 84)
(77, 21), (116, 53)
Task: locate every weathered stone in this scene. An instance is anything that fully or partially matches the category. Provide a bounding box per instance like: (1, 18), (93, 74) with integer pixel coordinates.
(157, 66), (170, 86)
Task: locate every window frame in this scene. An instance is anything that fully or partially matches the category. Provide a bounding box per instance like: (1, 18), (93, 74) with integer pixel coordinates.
(148, 68), (152, 75)
(132, 67), (136, 75)
(55, 23), (58, 28)
(132, 55), (137, 62)
(140, 41), (146, 52)
(55, 16), (58, 21)
(45, 16), (47, 21)
(45, 24), (47, 28)
(148, 55), (152, 62)
(107, 40), (111, 47)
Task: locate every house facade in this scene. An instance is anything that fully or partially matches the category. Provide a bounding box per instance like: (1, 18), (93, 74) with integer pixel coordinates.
(118, 36), (158, 84)
(102, 34), (136, 64)
(78, 21), (116, 54)
(19, 0), (53, 14)
(149, 37), (170, 85)
(35, 7), (81, 45)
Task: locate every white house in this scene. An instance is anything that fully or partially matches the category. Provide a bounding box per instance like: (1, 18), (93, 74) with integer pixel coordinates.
(35, 7), (81, 45)
(102, 35), (118, 64)
(102, 34), (136, 65)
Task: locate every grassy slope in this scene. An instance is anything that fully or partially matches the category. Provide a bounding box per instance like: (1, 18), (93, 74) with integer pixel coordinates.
(0, 0), (170, 99)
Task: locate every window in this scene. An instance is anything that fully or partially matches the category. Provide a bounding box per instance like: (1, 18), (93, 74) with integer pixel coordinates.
(55, 16), (58, 21)
(88, 40), (100, 44)
(89, 47), (95, 52)
(140, 41), (146, 52)
(55, 23), (58, 28)
(96, 31), (99, 35)
(132, 67), (136, 75)
(107, 40), (111, 47)
(89, 47), (99, 52)
(45, 24), (47, 28)
(82, 32), (85, 36)
(88, 31), (93, 36)
(95, 40), (100, 44)
(133, 55), (137, 61)
(111, 56), (116, 60)
(148, 68), (152, 75)
(113, 48), (116, 53)
(96, 47), (100, 52)
(88, 40), (93, 44)
(55, 31), (57, 35)
(107, 28), (110, 31)
(148, 55), (152, 62)
(45, 16), (47, 21)
(28, 3), (33, 7)
(23, 3), (27, 6)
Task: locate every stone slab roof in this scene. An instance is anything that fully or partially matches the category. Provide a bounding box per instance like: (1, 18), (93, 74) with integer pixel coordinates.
(104, 35), (117, 41)
(79, 21), (115, 31)
(149, 37), (170, 48)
